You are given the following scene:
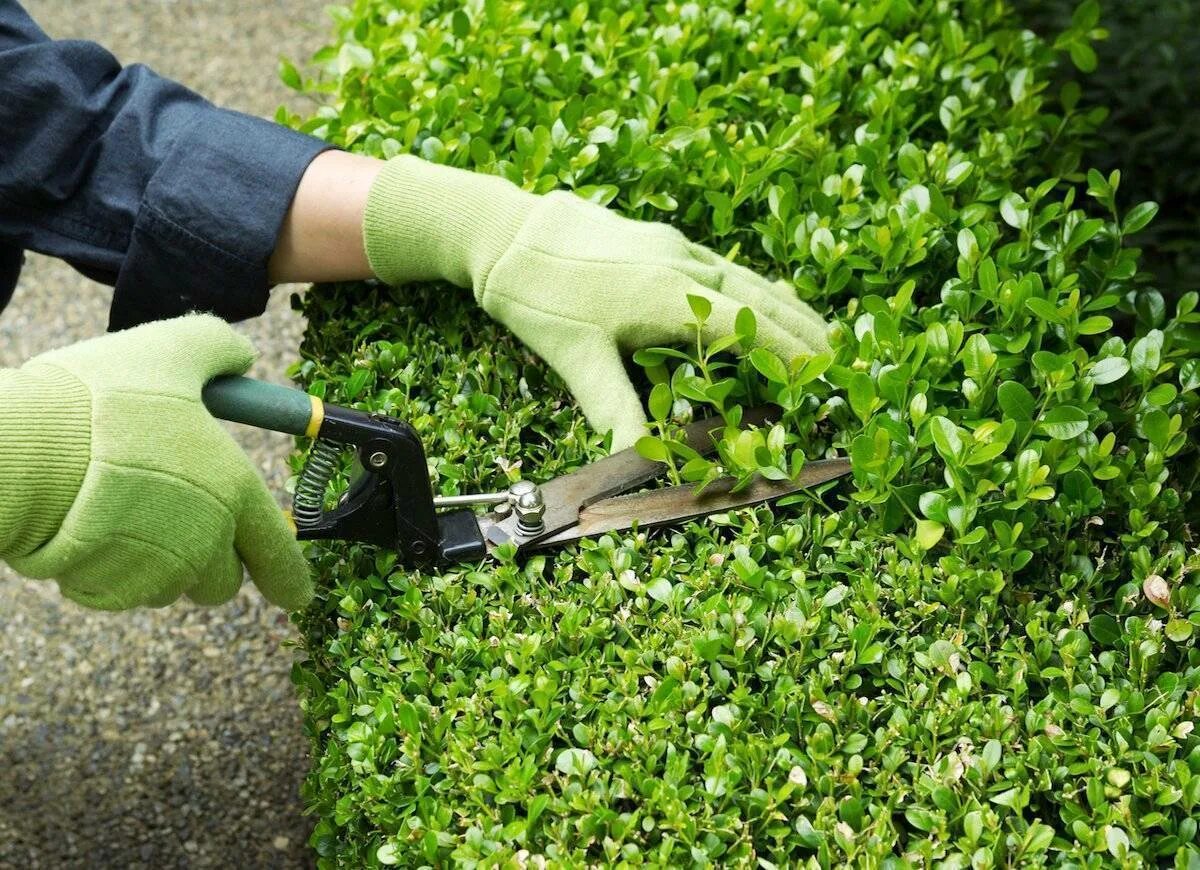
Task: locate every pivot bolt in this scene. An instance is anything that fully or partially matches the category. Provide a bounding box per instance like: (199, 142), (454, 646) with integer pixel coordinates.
(368, 451), (388, 469)
(509, 480), (545, 535)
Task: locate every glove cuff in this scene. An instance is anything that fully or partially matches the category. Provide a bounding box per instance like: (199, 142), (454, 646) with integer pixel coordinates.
(362, 155), (535, 297)
(0, 364), (91, 559)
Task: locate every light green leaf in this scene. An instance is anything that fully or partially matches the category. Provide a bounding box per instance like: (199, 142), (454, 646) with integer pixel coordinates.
(1038, 406), (1089, 440)
(555, 748), (597, 776)
(915, 520), (945, 550)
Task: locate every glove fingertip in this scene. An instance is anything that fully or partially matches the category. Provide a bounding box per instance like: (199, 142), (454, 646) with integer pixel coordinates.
(259, 558), (314, 611)
(177, 313), (257, 377)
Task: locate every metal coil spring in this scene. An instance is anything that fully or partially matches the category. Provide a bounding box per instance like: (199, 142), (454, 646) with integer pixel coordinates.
(293, 439), (342, 529)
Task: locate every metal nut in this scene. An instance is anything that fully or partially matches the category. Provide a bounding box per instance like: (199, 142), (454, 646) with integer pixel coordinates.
(510, 482), (545, 535)
(508, 480), (538, 499)
(368, 451), (388, 469)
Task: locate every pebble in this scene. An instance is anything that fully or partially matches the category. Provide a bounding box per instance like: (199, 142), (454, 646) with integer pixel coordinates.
(1, 2), (330, 867)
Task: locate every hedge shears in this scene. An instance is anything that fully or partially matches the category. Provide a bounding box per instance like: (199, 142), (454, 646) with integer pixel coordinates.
(201, 376), (851, 566)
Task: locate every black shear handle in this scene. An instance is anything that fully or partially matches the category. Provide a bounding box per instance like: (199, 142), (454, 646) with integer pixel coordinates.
(201, 376), (485, 564)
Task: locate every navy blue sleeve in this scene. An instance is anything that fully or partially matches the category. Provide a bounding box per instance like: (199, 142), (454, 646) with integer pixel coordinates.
(0, 1), (332, 330)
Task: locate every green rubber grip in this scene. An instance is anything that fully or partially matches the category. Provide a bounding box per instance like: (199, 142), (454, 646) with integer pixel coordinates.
(201, 375), (319, 437)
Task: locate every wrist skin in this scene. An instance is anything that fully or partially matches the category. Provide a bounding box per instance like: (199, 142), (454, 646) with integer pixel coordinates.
(266, 151), (532, 293)
(266, 150), (383, 284)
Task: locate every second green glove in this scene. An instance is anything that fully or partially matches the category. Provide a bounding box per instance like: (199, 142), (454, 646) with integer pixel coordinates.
(0, 315), (312, 611)
(362, 155), (830, 451)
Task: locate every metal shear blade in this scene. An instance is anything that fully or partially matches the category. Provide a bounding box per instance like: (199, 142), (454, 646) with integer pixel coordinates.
(530, 458), (852, 549)
(477, 406), (851, 556)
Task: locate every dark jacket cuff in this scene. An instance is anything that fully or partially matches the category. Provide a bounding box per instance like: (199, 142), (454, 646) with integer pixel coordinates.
(108, 108), (331, 331)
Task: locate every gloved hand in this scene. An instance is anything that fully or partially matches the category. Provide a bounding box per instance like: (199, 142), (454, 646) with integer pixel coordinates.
(363, 155), (830, 450)
(0, 315), (312, 611)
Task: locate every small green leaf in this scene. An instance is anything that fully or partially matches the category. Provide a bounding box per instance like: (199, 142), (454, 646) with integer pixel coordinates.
(451, 9), (470, 38)
(646, 577), (674, 603)
(1166, 619), (1193, 643)
(929, 416), (964, 462)
(687, 293), (712, 323)
(635, 436), (671, 463)
(555, 748), (597, 776)
(1038, 406), (1089, 440)
(648, 382), (673, 422)
(1089, 614), (1122, 645)
(1131, 330), (1164, 380)
(377, 843), (400, 865)
(749, 348), (789, 384)
(1122, 201), (1159, 235)
(821, 584), (849, 608)
(848, 372), (876, 423)
(643, 192), (679, 211)
(278, 57), (303, 90)
(915, 520), (945, 550)
(735, 307), (757, 345)
(1088, 357), (1129, 385)
(998, 381), (1036, 421)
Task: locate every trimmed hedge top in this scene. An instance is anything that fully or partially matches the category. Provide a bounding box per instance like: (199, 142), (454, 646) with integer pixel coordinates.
(282, 0), (1200, 866)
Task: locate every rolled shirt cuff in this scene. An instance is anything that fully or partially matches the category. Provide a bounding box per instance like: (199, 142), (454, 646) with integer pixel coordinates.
(108, 107), (332, 331)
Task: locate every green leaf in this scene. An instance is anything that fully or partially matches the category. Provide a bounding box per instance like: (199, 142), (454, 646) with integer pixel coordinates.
(646, 577), (674, 603)
(643, 192), (679, 211)
(377, 843), (400, 865)
(527, 794), (550, 830)
(451, 9), (470, 38)
(1166, 619), (1193, 643)
(999, 193), (1027, 229)
(278, 57), (303, 90)
(687, 293), (712, 323)
(648, 383), (673, 422)
(1131, 329), (1164, 381)
(1023, 822), (1054, 855)
(1089, 614), (1122, 645)
(905, 807), (937, 832)
(1123, 201), (1159, 235)
(735, 307), (757, 345)
(749, 348), (789, 384)
(915, 520), (945, 550)
(1089, 357), (1129, 385)
(635, 436), (670, 463)
(1069, 41), (1098, 73)
(1038, 406), (1089, 440)
(848, 372), (876, 423)
(998, 381), (1036, 421)
(929, 416), (964, 462)
(555, 748), (597, 776)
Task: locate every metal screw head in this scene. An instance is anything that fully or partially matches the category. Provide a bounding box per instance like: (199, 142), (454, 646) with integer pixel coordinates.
(512, 485), (545, 535)
(508, 480), (537, 499)
(368, 451), (388, 469)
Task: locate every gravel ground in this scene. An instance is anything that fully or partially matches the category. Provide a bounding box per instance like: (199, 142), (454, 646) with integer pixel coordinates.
(0, 2), (332, 866)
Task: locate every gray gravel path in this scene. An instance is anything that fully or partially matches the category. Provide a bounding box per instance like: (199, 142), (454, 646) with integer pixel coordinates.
(0, 2), (332, 866)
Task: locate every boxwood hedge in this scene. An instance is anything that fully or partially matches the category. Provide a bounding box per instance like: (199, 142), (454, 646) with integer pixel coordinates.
(1017, 0), (1200, 294)
(279, 0), (1200, 866)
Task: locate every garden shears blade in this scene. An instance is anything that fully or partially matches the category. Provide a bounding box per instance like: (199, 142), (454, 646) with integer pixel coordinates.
(202, 376), (852, 566)
(473, 407), (852, 556)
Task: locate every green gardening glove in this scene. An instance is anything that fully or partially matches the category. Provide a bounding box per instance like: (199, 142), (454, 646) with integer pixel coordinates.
(0, 315), (312, 611)
(363, 155), (830, 450)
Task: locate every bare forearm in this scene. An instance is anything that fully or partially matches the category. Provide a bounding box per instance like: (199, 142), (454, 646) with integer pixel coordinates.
(267, 150), (384, 284)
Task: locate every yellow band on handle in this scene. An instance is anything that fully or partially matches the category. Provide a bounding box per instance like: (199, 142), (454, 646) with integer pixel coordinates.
(305, 394), (325, 440)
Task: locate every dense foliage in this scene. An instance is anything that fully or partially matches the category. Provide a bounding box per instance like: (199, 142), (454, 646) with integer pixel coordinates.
(280, 0), (1200, 866)
(1018, 0), (1200, 291)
